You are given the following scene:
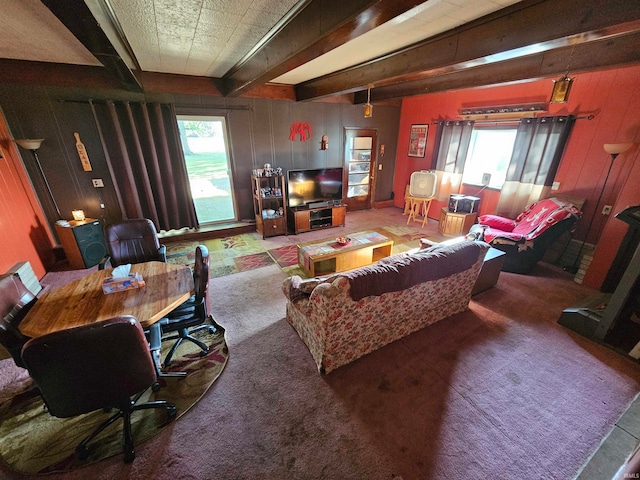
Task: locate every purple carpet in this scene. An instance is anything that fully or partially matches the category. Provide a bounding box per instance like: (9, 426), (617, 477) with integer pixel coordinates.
(3, 208), (640, 479)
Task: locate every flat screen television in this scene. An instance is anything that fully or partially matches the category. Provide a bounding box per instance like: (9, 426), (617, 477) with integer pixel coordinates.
(287, 168), (344, 207)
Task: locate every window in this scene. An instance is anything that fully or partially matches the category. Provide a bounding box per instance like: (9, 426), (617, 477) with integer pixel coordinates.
(461, 127), (517, 189)
(176, 116), (236, 224)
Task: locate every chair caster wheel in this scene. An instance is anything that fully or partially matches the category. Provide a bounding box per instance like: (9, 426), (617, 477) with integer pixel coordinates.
(124, 449), (135, 463)
(151, 382), (160, 392)
(167, 405), (177, 418)
(76, 444), (89, 460)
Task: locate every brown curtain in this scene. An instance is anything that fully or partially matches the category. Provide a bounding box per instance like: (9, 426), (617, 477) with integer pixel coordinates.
(90, 101), (198, 231)
(432, 120), (474, 201)
(497, 115), (575, 217)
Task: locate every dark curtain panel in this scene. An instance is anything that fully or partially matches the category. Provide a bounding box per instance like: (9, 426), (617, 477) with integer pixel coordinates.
(497, 115), (575, 216)
(432, 120), (475, 200)
(90, 101), (198, 231)
(433, 120), (475, 173)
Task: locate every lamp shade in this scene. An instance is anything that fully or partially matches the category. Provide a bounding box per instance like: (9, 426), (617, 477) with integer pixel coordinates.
(15, 139), (44, 150)
(603, 143), (634, 155)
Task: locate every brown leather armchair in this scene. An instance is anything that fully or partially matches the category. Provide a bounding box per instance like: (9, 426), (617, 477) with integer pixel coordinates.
(99, 218), (167, 269)
(21, 315), (176, 463)
(0, 273), (36, 368)
(160, 245), (218, 366)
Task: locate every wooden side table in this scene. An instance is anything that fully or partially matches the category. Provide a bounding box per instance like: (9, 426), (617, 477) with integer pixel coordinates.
(406, 196), (434, 227)
(438, 208), (477, 237)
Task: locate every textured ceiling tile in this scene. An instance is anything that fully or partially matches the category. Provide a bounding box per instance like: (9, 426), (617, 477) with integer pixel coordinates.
(197, 8), (243, 27)
(241, 7), (282, 28)
(3, 0), (528, 83)
(447, 0), (501, 21)
(233, 22), (272, 44)
(203, 0), (253, 15)
(249, 0), (299, 18)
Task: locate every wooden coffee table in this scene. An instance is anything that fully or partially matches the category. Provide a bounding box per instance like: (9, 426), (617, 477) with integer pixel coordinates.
(297, 230), (393, 277)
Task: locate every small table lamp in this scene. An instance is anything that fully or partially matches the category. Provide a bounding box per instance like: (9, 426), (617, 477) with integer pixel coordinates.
(72, 210), (86, 221)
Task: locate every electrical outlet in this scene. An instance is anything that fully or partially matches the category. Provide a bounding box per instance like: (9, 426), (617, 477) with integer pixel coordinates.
(378, 164), (383, 170)
(602, 205), (612, 215)
(552, 181), (560, 191)
(92, 178), (104, 187)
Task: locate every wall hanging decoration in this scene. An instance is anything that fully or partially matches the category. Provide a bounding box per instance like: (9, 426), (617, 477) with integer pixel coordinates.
(321, 135), (329, 150)
(289, 122), (312, 141)
(74, 132), (93, 171)
(408, 124), (428, 158)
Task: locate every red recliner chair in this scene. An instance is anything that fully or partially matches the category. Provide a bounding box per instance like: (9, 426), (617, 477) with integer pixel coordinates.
(469, 197), (582, 274)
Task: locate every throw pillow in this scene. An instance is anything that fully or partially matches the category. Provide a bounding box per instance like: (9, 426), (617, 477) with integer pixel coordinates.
(478, 214), (516, 232)
(288, 274), (340, 302)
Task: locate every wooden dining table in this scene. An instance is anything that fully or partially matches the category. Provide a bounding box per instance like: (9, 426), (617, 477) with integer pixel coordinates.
(20, 261), (193, 338)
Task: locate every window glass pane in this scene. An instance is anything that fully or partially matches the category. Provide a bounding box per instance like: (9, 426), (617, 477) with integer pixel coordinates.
(462, 128), (517, 188)
(177, 116), (236, 224)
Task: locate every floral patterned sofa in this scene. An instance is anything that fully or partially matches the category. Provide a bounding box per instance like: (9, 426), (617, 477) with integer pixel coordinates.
(282, 240), (489, 374)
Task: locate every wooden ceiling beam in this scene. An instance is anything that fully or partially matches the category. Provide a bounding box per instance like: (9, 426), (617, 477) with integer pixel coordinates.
(296, 0), (640, 101)
(358, 31), (640, 103)
(41, 0), (143, 93)
(221, 0), (425, 98)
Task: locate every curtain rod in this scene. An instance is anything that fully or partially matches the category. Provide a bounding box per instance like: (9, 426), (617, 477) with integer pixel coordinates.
(58, 99), (252, 111)
(174, 104), (253, 111)
(431, 114), (595, 125)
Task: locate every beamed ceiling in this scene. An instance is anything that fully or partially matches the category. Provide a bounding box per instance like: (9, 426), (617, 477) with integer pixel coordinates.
(0, 0), (639, 104)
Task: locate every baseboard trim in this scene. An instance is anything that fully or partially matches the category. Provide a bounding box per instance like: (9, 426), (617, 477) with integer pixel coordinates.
(373, 200), (395, 209)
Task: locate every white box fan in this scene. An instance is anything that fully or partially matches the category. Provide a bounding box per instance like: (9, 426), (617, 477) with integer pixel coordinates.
(409, 170), (437, 197)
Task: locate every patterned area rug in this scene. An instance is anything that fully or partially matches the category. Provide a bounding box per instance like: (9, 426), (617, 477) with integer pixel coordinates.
(167, 226), (428, 279)
(167, 233), (273, 277)
(268, 245), (299, 268)
(0, 323), (228, 475)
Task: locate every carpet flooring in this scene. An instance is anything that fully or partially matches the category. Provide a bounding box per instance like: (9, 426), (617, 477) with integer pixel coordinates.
(0, 323), (228, 475)
(2, 208), (638, 479)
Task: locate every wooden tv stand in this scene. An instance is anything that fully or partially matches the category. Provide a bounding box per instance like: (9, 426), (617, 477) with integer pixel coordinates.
(288, 204), (346, 234)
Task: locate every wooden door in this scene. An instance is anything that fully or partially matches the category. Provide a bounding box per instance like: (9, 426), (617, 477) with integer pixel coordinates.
(344, 129), (377, 211)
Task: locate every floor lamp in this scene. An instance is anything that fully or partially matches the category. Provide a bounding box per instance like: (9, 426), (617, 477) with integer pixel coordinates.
(564, 142), (634, 275)
(15, 138), (62, 219)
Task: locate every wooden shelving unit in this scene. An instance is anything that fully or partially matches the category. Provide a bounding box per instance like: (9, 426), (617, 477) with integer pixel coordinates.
(288, 205), (346, 234)
(252, 174), (287, 238)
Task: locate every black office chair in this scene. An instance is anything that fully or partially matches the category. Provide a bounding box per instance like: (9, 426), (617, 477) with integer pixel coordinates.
(21, 316), (176, 463)
(99, 218), (167, 270)
(160, 245), (217, 366)
(0, 273), (36, 368)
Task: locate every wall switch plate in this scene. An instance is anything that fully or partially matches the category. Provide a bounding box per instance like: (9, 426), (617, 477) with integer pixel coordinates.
(92, 178), (104, 187)
(602, 205), (612, 215)
(378, 164), (383, 170)
(552, 181), (560, 191)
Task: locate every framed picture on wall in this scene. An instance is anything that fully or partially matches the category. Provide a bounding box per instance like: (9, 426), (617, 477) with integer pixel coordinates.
(408, 124), (428, 157)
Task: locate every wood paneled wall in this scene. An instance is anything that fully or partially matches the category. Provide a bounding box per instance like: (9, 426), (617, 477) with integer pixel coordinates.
(0, 85), (400, 274)
(395, 64), (640, 289)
